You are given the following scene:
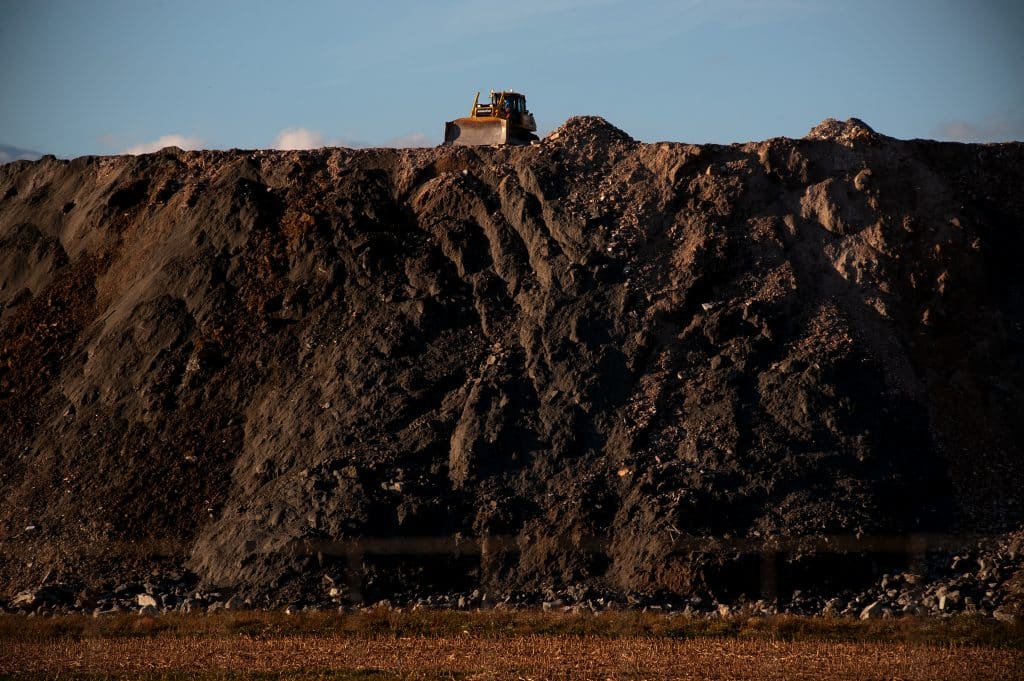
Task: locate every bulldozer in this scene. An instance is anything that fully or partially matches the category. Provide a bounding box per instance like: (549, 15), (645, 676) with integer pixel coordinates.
(443, 90), (538, 146)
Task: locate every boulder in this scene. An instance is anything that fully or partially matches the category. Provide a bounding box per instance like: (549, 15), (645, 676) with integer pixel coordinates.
(11, 591), (37, 608)
(860, 601), (882, 620)
(993, 610), (1017, 624)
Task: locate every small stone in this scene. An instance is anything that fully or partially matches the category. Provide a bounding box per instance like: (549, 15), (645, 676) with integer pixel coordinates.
(853, 168), (873, 191)
(224, 595), (245, 611)
(12, 591), (37, 607)
(993, 610), (1017, 624)
(136, 593), (158, 608)
(860, 601), (882, 620)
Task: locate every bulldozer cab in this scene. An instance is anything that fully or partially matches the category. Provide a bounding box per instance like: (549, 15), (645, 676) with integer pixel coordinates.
(496, 92), (525, 116)
(470, 91), (527, 118)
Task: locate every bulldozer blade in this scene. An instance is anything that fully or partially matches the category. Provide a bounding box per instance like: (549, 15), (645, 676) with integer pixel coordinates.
(443, 118), (537, 147)
(444, 118), (509, 146)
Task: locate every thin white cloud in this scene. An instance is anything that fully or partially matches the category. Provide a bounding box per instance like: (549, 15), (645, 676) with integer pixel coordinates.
(932, 117), (1024, 143)
(272, 127), (329, 150)
(269, 128), (433, 149)
(0, 144), (43, 164)
(382, 132), (433, 148)
(123, 134), (204, 155)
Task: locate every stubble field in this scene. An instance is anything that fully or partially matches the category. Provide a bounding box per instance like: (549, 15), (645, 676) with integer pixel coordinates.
(1, 611), (1021, 679)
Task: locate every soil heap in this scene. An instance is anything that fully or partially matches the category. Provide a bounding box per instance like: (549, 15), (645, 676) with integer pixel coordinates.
(1, 117), (1023, 609)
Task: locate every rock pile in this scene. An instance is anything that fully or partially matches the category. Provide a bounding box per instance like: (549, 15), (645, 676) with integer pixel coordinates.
(804, 117), (883, 146)
(545, 115), (636, 148)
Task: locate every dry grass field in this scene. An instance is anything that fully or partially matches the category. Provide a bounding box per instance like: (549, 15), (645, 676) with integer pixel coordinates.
(1, 611), (1021, 680)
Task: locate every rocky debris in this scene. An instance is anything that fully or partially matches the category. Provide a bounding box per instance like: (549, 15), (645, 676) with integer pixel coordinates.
(5, 585), (74, 612)
(10, 591), (37, 608)
(1, 118), (1023, 613)
(859, 601), (882, 620)
(4, 537), (1023, 620)
(819, 531), (1024, 619)
(993, 610), (1017, 624)
(545, 115), (635, 148)
(224, 594), (246, 611)
(804, 117), (883, 146)
(5, 573), (201, 616)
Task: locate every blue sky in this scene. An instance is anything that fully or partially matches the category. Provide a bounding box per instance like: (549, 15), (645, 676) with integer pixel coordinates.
(1, 0), (1022, 157)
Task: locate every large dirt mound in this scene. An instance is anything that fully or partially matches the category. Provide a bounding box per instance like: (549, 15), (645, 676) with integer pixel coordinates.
(2, 119), (1023, 608)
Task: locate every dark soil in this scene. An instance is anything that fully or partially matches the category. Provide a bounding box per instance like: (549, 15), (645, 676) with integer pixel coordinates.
(1, 117), (1022, 609)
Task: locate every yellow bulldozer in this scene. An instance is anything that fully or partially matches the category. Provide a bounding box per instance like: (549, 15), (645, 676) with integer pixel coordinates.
(443, 90), (538, 146)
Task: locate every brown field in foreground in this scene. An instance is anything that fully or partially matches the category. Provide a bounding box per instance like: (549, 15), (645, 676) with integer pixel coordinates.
(2, 635), (1023, 680)
(0, 612), (1021, 679)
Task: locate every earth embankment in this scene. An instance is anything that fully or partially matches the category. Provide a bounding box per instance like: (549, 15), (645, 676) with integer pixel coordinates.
(1, 117), (1022, 607)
